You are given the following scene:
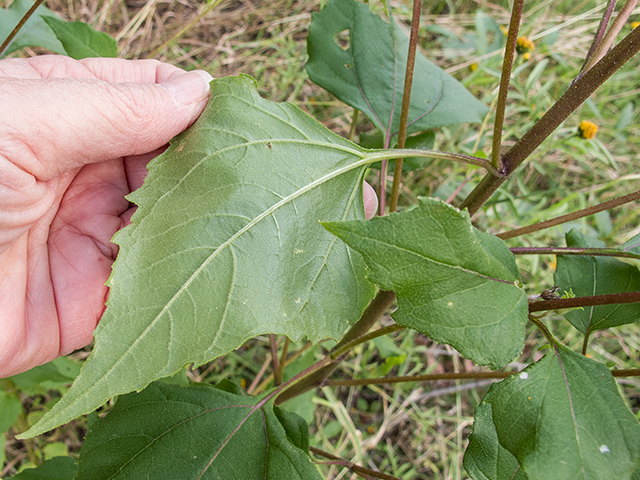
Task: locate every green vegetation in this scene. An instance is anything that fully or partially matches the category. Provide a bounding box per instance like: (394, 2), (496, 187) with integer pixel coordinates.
(1, 0), (639, 479)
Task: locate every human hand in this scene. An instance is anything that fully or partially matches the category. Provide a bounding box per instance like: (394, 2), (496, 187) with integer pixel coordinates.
(0, 55), (214, 377)
(0, 55), (378, 378)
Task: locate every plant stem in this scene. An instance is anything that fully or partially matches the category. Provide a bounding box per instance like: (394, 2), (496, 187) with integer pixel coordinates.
(310, 447), (401, 480)
(366, 149), (500, 175)
(496, 188), (640, 239)
(579, 0), (617, 77)
(327, 370), (513, 386)
(581, 0), (638, 75)
(510, 246), (640, 260)
(388, 0), (422, 213)
(528, 315), (556, 344)
(326, 367), (640, 387)
(252, 340), (316, 395)
(0, 0), (45, 57)
(334, 290), (397, 350)
(491, 0), (525, 172)
(529, 291), (640, 313)
(277, 337), (290, 384)
(331, 323), (405, 360)
(275, 291), (396, 403)
(460, 25), (640, 216)
(270, 334), (281, 386)
(348, 109), (360, 142)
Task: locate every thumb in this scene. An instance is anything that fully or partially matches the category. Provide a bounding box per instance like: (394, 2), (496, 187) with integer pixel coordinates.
(0, 70), (213, 181)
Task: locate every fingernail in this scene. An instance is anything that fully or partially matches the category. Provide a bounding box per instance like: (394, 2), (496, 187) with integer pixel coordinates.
(160, 70), (213, 106)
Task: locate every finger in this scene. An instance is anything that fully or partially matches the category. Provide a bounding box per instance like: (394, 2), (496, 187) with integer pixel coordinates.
(0, 68), (212, 182)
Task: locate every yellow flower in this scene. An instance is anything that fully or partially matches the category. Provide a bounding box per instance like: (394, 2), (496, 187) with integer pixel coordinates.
(523, 52), (531, 60)
(632, 21), (640, 29)
(578, 120), (598, 139)
(469, 63), (478, 72)
(500, 25), (508, 36)
(516, 36), (535, 54)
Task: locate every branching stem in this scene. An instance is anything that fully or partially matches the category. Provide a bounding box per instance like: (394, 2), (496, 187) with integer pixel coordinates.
(460, 25), (640, 215)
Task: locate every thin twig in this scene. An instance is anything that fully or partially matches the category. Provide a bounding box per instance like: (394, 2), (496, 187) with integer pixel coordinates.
(0, 0), (46, 57)
(388, 0), (422, 213)
(579, 0), (617, 77)
(496, 188), (640, 239)
(310, 446), (401, 480)
(510, 246), (640, 260)
(276, 337), (290, 385)
(491, 0), (525, 172)
(529, 291), (640, 312)
(348, 109), (360, 142)
(581, 0), (638, 75)
(270, 335), (281, 386)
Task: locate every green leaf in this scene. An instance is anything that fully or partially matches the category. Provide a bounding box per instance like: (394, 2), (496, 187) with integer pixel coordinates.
(484, 345), (640, 479)
(42, 17), (117, 59)
(463, 403), (526, 480)
(10, 357), (80, 396)
(8, 457), (78, 480)
(75, 382), (321, 480)
(323, 197), (528, 368)
(306, 0), (488, 146)
(554, 229), (640, 334)
(22, 75), (378, 438)
(0, 0), (65, 58)
(0, 390), (22, 433)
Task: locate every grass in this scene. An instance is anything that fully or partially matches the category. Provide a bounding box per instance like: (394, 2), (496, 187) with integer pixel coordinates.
(2, 0), (640, 478)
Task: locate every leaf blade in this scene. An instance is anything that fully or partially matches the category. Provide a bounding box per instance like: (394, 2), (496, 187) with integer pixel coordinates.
(323, 197), (528, 368)
(306, 0), (488, 144)
(21, 75), (377, 438)
(485, 346), (640, 479)
(75, 382), (321, 480)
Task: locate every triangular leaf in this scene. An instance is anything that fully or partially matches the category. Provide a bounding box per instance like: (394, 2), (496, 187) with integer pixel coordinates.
(21, 75), (380, 438)
(0, 0), (65, 58)
(42, 17), (117, 59)
(306, 0), (488, 146)
(323, 197), (528, 368)
(463, 403), (527, 480)
(554, 229), (640, 334)
(75, 382), (321, 479)
(484, 345), (640, 479)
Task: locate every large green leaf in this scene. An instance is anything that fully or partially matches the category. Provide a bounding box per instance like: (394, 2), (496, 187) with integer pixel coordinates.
(75, 382), (321, 480)
(554, 229), (640, 335)
(323, 197), (528, 368)
(306, 0), (488, 147)
(42, 17), (117, 59)
(0, 0), (64, 58)
(8, 457), (78, 480)
(21, 75), (381, 438)
(484, 345), (640, 479)
(463, 403), (526, 480)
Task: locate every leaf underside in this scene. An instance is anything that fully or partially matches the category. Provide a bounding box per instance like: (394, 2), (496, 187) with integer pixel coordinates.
(306, 0), (488, 146)
(323, 197), (528, 369)
(484, 346), (640, 479)
(23, 75), (378, 438)
(75, 382), (321, 480)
